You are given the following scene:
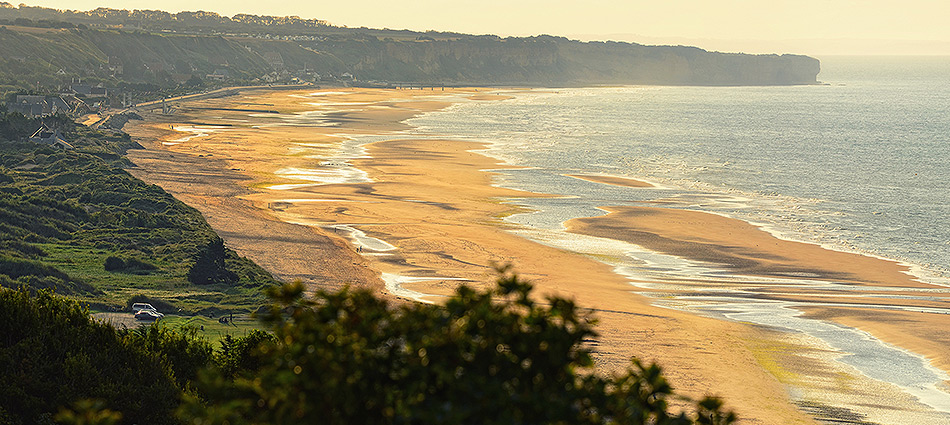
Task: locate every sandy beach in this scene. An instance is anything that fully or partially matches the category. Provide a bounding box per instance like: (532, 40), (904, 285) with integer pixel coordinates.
(121, 86), (950, 424)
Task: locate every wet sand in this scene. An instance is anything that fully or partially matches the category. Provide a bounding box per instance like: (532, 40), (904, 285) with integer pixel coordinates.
(567, 205), (923, 288)
(799, 307), (950, 376)
(567, 204), (950, 422)
(118, 86), (950, 423)
(567, 174), (655, 188)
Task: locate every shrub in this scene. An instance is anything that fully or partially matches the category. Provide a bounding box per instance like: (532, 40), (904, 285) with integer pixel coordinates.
(0, 287), (181, 425)
(0, 240), (47, 258)
(104, 256), (157, 274)
(103, 256), (125, 271)
(0, 255), (71, 281)
(0, 271), (737, 425)
(215, 330), (276, 379)
(187, 238), (237, 285)
(122, 325), (213, 388)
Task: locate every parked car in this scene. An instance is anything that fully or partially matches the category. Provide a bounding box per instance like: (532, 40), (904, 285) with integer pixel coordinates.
(132, 302), (157, 312)
(131, 303), (164, 319)
(134, 310), (163, 321)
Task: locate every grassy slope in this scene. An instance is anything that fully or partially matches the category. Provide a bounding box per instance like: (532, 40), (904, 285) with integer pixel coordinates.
(0, 113), (278, 315)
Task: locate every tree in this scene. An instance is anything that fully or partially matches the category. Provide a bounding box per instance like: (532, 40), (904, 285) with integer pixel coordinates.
(55, 400), (122, 425)
(187, 237), (237, 285)
(122, 325), (213, 388)
(179, 267), (736, 425)
(215, 330), (276, 379)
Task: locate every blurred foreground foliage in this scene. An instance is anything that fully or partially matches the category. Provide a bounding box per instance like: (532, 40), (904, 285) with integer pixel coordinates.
(1, 268), (735, 425)
(184, 267), (736, 425)
(0, 287), (182, 425)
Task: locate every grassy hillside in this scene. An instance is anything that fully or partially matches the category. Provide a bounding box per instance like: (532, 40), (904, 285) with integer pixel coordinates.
(0, 111), (277, 314)
(0, 26), (107, 93)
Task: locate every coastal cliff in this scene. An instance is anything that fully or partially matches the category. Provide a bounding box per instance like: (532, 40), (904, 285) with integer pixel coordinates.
(339, 36), (820, 85)
(0, 4), (820, 91)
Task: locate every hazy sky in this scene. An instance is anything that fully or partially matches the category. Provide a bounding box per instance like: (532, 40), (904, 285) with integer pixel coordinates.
(24, 0), (950, 55)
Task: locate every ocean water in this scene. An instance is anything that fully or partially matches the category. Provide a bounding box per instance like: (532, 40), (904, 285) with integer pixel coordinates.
(403, 56), (950, 423)
(410, 56), (950, 281)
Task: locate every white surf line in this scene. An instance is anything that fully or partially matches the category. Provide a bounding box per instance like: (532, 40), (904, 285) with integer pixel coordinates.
(270, 198), (359, 203)
(304, 91), (348, 97)
(273, 166), (371, 185)
(638, 271), (950, 418)
(733, 211), (950, 289)
(739, 290), (950, 305)
(543, 163), (950, 291)
(320, 223), (459, 305)
(266, 183), (322, 191)
(648, 188), (950, 290)
(380, 273), (466, 304)
(506, 226), (785, 284)
(169, 125), (228, 144)
(324, 224), (397, 252)
(698, 299), (950, 417)
(563, 173), (670, 190)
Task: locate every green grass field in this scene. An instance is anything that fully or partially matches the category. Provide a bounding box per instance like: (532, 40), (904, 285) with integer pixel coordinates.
(92, 310), (266, 345)
(39, 242), (270, 315)
(160, 314), (264, 345)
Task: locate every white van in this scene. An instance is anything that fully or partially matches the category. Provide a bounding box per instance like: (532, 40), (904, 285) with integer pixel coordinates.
(132, 303), (157, 313)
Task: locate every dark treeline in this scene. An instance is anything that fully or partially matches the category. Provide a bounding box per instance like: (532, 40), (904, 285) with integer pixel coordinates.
(0, 3), (332, 34)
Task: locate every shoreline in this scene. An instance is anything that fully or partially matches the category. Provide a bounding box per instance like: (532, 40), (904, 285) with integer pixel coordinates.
(562, 203), (950, 421)
(120, 86), (950, 423)
(566, 205), (925, 288)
